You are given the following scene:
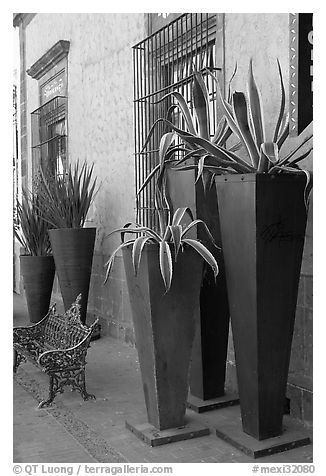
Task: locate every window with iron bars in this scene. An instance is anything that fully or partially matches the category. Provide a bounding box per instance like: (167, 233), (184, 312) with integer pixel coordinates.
(132, 13), (224, 231)
(31, 95), (67, 179)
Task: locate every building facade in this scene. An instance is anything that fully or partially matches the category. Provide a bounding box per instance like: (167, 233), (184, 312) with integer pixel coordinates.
(13, 13), (313, 427)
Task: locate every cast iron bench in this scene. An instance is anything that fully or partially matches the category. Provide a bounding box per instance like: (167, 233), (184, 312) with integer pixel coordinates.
(13, 294), (99, 408)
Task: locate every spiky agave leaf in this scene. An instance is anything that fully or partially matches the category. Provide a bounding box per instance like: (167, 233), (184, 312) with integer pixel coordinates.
(181, 218), (219, 249)
(217, 87), (256, 167)
(273, 59), (286, 143)
(159, 240), (173, 292)
(152, 90), (197, 135)
(192, 70), (210, 139)
(169, 225), (182, 259)
(106, 225), (161, 243)
(159, 133), (175, 171)
(277, 116), (289, 150)
(286, 147), (313, 167)
(171, 207), (194, 226)
(104, 239), (134, 284)
(172, 132), (252, 173)
(232, 92), (260, 167)
(132, 236), (152, 275)
(257, 142), (279, 173)
(182, 238), (219, 279)
(247, 59), (265, 153)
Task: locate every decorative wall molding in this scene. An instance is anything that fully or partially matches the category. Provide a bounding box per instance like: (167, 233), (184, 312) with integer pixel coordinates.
(289, 13), (299, 136)
(13, 13), (36, 28)
(27, 40), (70, 80)
(289, 13), (313, 136)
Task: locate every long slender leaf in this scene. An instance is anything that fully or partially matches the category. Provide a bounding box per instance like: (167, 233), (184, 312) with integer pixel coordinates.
(104, 240), (134, 284)
(277, 116), (289, 150)
(258, 142), (279, 172)
(277, 134), (313, 167)
(159, 241), (173, 292)
(159, 133), (175, 171)
(132, 236), (152, 275)
(152, 90), (197, 135)
(105, 226), (161, 243)
(172, 207), (194, 226)
(287, 147), (313, 166)
(247, 59), (265, 151)
(273, 59), (286, 143)
(192, 71), (210, 139)
(169, 225), (182, 259)
(183, 238), (219, 279)
(137, 163), (160, 195)
(181, 219), (218, 249)
(232, 92), (260, 166)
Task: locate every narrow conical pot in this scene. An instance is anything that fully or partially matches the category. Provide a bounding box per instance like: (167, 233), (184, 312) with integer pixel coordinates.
(48, 228), (96, 324)
(123, 243), (203, 431)
(167, 165), (230, 400)
(215, 173), (308, 440)
(20, 255), (55, 323)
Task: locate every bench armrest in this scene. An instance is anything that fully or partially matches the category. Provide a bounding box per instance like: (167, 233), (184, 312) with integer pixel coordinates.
(37, 318), (99, 371)
(13, 303), (57, 345)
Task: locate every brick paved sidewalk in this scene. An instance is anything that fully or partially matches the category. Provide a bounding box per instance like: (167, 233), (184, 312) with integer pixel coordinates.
(13, 292), (313, 464)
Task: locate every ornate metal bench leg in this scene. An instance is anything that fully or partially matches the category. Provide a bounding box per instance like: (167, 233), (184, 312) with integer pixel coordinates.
(38, 374), (56, 408)
(13, 350), (26, 373)
(13, 349), (18, 373)
(78, 368), (96, 401)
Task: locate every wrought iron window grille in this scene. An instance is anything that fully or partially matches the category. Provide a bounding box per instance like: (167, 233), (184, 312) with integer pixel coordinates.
(31, 95), (67, 179)
(133, 13), (222, 230)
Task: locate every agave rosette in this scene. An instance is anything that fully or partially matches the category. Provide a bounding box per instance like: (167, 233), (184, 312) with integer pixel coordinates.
(210, 59), (313, 175)
(104, 206), (219, 293)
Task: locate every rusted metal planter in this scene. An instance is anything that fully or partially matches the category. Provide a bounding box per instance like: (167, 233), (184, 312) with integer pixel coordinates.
(20, 255), (55, 323)
(123, 243), (203, 430)
(48, 228), (96, 324)
(167, 166), (230, 401)
(215, 173), (308, 440)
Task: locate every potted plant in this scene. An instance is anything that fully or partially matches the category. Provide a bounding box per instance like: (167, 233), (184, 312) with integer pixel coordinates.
(36, 161), (97, 324)
(178, 59), (311, 440)
(137, 67), (242, 406)
(14, 190), (55, 323)
(104, 135), (219, 433)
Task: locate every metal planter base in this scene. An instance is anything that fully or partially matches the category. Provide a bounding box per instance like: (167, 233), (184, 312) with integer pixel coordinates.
(125, 413), (210, 447)
(187, 392), (239, 413)
(214, 406), (311, 459)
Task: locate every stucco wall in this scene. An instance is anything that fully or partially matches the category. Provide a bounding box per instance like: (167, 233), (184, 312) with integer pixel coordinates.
(25, 13), (146, 252)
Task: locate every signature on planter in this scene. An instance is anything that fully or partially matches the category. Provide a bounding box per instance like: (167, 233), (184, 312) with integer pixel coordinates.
(260, 221), (305, 245)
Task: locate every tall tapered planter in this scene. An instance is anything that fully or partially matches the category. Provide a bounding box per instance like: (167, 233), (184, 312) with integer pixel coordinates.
(215, 173), (308, 440)
(167, 166), (230, 400)
(20, 255), (55, 323)
(123, 244), (203, 430)
(48, 228), (96, 324)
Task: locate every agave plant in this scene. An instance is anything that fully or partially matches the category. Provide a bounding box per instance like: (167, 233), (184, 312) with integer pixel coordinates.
(138, 60), (312, 196)
(105, 136), (219, 292)
(138, 65), (245, 195)
(210, 59), (312, 175)
(104, 206), (219, 293)
(35, 161), (97, 229)
(14, 190), (52, 256)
